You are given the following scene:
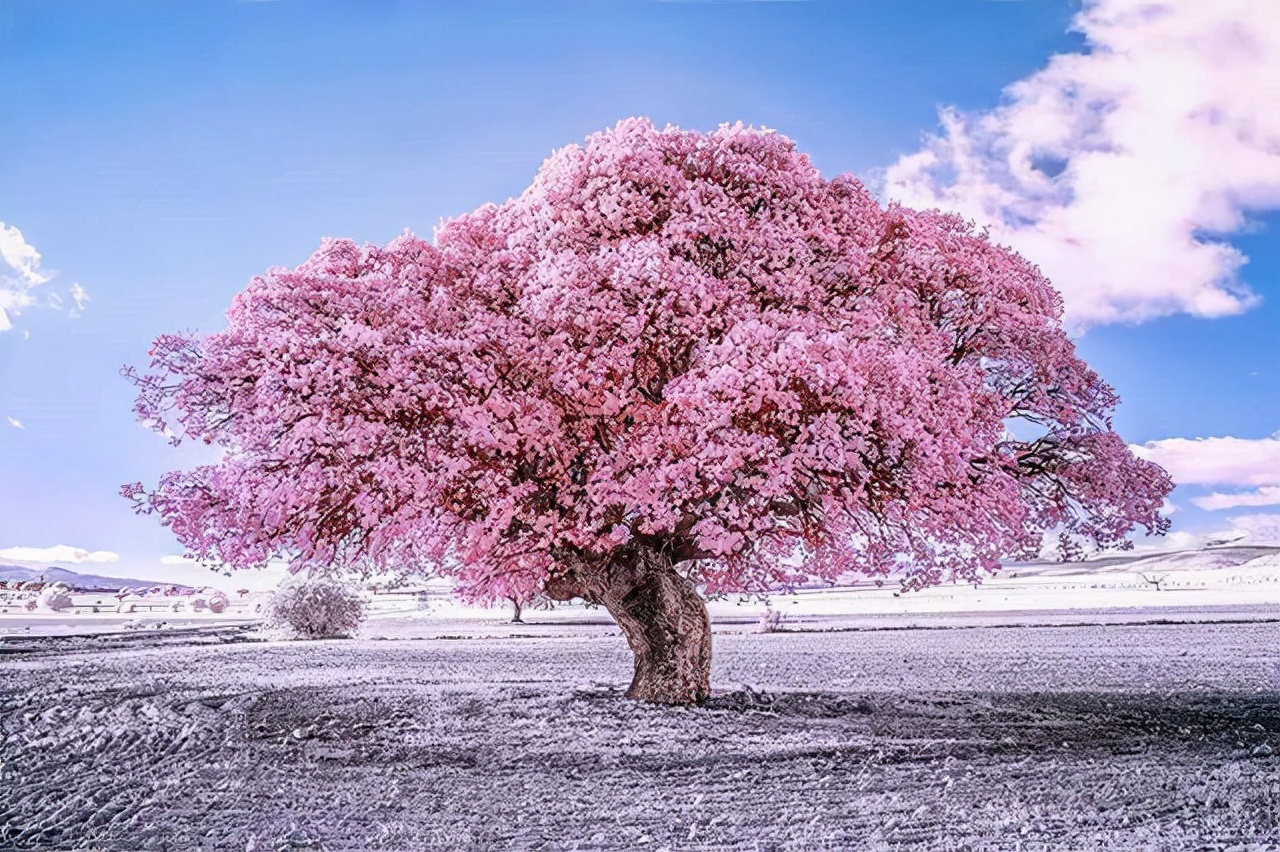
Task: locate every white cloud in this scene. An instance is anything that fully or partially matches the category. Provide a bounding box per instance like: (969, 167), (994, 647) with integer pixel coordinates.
(0, 222), (50, 331)
(1128, 529), (1205, 554)
(0, 545), (120, 564)
(1193, 485), (1280, 512)
(1132, 433), (1280, 511)
(1128, 513), (1280, 551)
(1226, 513), (1280, 546)
(69, 282), (89, 315)
(153, 554), (289, 593)
(883, 0), (1280, 330)
(1132, 434), (1280, 488)
(5, 416), (21, 429)
(0, 221), (87, 330)
(0, 222), (50, 288)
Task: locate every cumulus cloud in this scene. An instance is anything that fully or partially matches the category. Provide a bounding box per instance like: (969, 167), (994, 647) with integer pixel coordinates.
(0, 222), (50, 331)
(883, 0), (1280, 329)
(1132, 433), (1280, 510)
(1225, 513), (1280, 546)
(1194, 485), (1280, 512)
(1132, 434), (1280, 487)
(1127, 528), (1205, 554)
(0, 545), (120, 564)
(1128, 512), (1280, 551)
(152, 554), (289, 593)
(0, 221), (88, 330)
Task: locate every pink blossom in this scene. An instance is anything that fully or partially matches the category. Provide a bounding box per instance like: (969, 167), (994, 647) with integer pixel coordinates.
(124, 118), (1172, 599)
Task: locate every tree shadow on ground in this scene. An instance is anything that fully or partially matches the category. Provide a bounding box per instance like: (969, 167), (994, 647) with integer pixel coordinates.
(697, 687), (1279, 760)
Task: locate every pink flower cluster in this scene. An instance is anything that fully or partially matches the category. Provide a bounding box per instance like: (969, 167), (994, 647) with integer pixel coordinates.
(125, 118), (1172, 598)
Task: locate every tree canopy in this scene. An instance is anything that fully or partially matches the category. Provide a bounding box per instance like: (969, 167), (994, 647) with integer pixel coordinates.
(125, 119), (1171, 701)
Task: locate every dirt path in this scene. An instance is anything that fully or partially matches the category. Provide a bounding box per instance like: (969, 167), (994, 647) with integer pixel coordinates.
(2, 621), (1277, 849)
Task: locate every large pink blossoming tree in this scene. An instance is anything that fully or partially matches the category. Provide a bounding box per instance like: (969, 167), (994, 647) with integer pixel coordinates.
(125, 119), (1172, 704)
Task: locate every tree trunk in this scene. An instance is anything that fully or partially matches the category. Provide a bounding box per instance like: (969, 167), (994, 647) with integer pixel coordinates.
(545, 545), (711, 705)
(604, 550), (712, 704)
(508, 597), (523, 623)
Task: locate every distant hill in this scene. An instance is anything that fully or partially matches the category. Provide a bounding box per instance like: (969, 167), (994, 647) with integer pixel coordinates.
(1003, 544), (1280, 577)
(0, 564), (192, 592)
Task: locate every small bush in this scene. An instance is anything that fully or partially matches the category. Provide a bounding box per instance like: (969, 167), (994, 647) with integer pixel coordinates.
(206, 591), (229, 614)
(263, 575), (366, 639)
(758, 606), (786, 633)
(38, 585), (74, 613)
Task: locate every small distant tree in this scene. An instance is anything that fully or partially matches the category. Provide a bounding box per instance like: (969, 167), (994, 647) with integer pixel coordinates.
(506, 595), (525, 624)
(504, 592), (555, 624)
(263, 575), (366, 639)
(124, 119), (1172, 704)
(1140, 572), (1169, 591)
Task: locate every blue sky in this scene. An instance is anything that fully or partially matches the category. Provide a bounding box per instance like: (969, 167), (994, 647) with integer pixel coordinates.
(1, 0), (1277, 586)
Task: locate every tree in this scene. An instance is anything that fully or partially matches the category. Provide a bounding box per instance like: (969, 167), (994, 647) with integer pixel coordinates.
(501, 591), (554, 624)
(1140, 572), (1168, 591)
(124, 118), (1172, 704)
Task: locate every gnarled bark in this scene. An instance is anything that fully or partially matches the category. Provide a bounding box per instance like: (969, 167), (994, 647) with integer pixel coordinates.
(545, 545), (711, 705)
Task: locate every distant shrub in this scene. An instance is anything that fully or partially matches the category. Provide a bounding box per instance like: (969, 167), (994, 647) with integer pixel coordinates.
(38, 585), (74, 613)
(758, 606), (786, 634)
(206, 591), (229, 614)
(263, 575), (366, 639)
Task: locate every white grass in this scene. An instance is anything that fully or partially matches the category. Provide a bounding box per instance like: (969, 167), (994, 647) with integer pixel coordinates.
(2, 544), (1277, 848)
(2, 615), (1276, 849)
(4, 544), (1277, 640)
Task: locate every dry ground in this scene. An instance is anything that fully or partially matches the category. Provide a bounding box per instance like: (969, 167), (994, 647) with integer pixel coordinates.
(2, 618), (1278, 850)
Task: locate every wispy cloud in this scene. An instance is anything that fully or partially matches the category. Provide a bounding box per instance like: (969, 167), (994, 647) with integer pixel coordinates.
(5, 416), (22, 429)
(0, 221), (89, 330)
(69, 282), (89, 315)
(883, 0), (1280, 330)
(0, 222), (50, 331)
(0, 545), (120, 564)
(1131, 433), (1280, 510)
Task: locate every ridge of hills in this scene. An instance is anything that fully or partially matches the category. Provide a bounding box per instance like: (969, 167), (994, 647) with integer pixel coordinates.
(3, 543), (1274, 593)
(0, 564), (193, 592)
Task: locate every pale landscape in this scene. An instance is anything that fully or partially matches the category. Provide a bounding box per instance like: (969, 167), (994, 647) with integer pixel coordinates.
(4, 2), (1280, 850)
(3, 545), (1277, 850)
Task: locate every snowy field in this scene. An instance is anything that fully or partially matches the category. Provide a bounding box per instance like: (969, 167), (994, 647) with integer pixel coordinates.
(2, 610), (1277, 850)
(5, 543), (1278, 640)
